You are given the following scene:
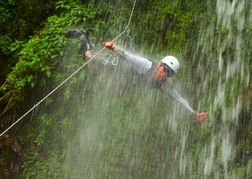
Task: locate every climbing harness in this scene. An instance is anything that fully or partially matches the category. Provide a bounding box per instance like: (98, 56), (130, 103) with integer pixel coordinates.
(112, 55), (119, 66)
(0, 0), (137, 137)
(103, 54), (112, 65)
(103, 24), (132, 66)
(103, 53), (119, 66)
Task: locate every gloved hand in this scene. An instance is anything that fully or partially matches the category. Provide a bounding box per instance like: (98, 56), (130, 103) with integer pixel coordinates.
(196, 112), (207, 122)
(102, 42), (116, 51)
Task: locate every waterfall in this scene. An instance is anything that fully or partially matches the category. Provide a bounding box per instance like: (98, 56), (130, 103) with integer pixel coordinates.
(58, 0), (251, 178)
(194, 0), (251, 178)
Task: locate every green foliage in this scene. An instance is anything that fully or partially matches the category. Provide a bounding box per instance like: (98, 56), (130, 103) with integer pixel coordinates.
(23, 150), (64, 179)
(0, 35), (13, 55)
(230, 160), (252, 179)
(0, 0), (251, 178)
(0, 0), (99, 116)
(0, 34), (62, 115)
(22, 111), (70, 178)
(56, 0), (97, 30)
(13, 2), (99, 177)
(0, 0), (56, 40)
(0, 0), (16, 35)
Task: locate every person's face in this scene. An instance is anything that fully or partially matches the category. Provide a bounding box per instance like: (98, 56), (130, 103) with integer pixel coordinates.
(155, 63), (174, 81)
(155, 65), (169, 81)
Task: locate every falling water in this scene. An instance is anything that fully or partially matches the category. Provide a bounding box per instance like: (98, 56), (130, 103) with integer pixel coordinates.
(57, 0), (252, 178)
(195, 0), (251, 178)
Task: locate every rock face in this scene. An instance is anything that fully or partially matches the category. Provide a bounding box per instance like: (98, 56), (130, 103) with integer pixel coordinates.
(0, 135), (25, 179)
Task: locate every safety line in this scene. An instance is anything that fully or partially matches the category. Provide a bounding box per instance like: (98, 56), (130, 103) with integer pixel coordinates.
(0, 0), (137, 137)
(112, 0), (137, 42)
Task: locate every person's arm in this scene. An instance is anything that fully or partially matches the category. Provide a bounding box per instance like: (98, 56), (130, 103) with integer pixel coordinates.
(162, 79), (197, 114)
(161, 79), (207, 122)
(103, 42), (152, 74)
(114, 48), (152, 74)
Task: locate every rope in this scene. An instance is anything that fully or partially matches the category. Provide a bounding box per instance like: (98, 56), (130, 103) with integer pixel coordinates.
(0, 0), (137, 137)
(112, 0), (137, 42)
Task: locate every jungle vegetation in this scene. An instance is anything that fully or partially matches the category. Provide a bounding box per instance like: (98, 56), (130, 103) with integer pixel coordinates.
(0, 0), (251, 178)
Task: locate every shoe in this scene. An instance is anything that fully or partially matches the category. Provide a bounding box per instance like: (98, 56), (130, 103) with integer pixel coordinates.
(79, 31), (93, 51)
(65, 29), (93, 52)
(65, 29), (84, 39)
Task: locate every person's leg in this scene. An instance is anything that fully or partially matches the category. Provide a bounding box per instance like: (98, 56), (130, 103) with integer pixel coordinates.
(65, 29), (93, 57)
(65, 29), (108, 62)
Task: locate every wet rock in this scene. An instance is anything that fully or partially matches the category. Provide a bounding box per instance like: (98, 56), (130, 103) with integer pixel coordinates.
(0, 135), (11, 146)
(11, 136), (24, 153)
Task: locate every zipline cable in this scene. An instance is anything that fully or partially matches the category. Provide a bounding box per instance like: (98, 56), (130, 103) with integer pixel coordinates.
(0, 0), (137, 137)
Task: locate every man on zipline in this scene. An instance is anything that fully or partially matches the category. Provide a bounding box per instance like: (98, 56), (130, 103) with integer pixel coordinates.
(65, 29), (207, 122)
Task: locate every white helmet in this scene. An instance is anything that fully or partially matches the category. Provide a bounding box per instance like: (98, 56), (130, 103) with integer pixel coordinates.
(161, 56), (180, 73)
